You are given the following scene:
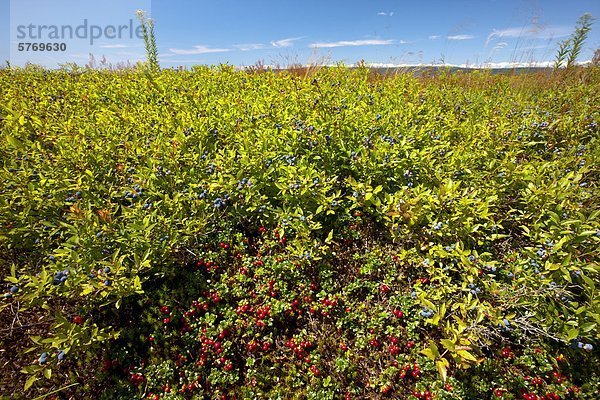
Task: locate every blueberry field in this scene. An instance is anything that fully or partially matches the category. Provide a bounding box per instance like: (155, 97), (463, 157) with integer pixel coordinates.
(0, 65), (599, 399)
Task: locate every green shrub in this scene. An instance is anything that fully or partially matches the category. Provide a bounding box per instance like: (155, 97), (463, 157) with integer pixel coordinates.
(1, 65), (598, 399)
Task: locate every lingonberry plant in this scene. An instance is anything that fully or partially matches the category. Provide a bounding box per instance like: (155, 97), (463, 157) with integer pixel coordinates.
(0, 64), (598, 399)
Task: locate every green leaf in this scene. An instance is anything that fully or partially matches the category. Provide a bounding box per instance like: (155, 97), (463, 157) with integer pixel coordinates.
(545, 261), (561, 271)
(43, 368), (52, 379)
(325, 230), (334, 244)
(582, 275), (595, 291)
(566, 328), (579, 341)
(6, 135), (24, 149)
(436, 359), (448, 382)
(430, 342), (440, 358)
(440, 339), (455, 352)
(420, 348), (436, 360)
(457, 350), (477, 362)
(580, 322), (596, 333)
(24, 375), (37, 391)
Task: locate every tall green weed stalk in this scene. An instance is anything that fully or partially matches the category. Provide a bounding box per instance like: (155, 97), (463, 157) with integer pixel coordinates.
(554, 13), (595, 69)
(136, 10), (159, 72)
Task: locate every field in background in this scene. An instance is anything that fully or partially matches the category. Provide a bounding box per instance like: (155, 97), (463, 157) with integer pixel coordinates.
(0, 65), (598, 399)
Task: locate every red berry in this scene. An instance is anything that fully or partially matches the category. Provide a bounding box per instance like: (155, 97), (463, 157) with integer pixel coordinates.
(160, 305), (170, 315)
(102, 359), (112, 371)
(310, 365), (321, 376)
(393, 309), (404, 318)
(500, 347), (513, 358)
(411, 367), (421, 378)
(73, 315), (84, 324)
(218, 329), (230, 339)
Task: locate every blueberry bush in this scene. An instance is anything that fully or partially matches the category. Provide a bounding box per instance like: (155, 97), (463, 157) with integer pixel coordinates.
(1, 65), (599, 399)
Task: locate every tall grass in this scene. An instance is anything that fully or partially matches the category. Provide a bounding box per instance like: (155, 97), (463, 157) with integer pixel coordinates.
(554, 13), (595, 69)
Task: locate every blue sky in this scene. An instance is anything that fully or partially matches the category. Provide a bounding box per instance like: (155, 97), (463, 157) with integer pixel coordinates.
(2, 0), (600, 68)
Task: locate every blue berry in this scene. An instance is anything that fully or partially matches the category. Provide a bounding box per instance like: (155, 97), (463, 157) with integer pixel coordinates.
(536, 249), (546, 257)
(9, 286), (18, 294)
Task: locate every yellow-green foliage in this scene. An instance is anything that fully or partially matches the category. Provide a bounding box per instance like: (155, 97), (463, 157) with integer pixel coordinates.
(0, 65), (598, 399)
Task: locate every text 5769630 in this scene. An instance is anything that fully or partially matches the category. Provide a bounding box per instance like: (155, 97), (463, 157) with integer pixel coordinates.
(17, 43), (67, 52)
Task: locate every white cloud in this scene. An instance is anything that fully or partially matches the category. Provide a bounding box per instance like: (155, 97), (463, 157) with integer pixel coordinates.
(366, 61), (562, 68)
(429, 35), (440, 40)
(377, 11), (394, 16)
(233, 43), (266, 51)
(492, 42), (508, 51)
(478, 61), (555, 68)
(270, 37), (303, 48)
(160, 58), (216, 64)
(100, 44), (128, 49)
(311, 39), (395, 48)
(229, 60), (592, 70)
(447, 35), (475, 40)
(486, 25), (570, 46)
(168, 45), (230, 55)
